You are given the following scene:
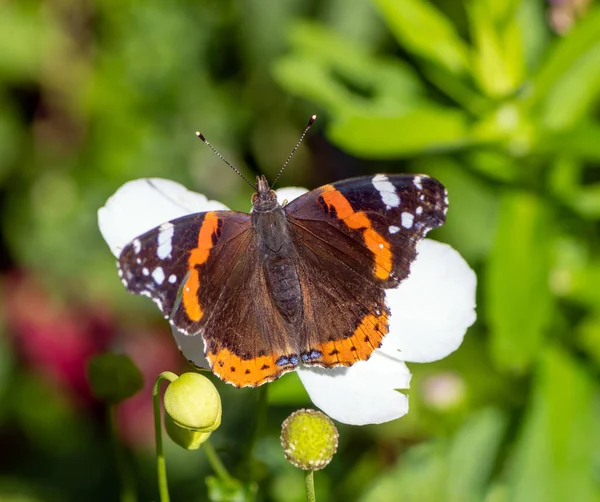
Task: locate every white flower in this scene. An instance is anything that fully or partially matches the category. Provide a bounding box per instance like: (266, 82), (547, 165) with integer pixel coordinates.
(99, 178), (476, 426)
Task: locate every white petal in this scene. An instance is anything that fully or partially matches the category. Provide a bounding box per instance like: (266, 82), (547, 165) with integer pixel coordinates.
(275, 187), (308, 205)
(297, 352), (411, 425)
(170, 326), (210, 369)
(98, 178), (229, 257)
(383, 239), (477, 363)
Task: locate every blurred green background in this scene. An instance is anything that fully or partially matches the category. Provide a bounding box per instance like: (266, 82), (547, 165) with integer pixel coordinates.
(0, 0), (599, 500)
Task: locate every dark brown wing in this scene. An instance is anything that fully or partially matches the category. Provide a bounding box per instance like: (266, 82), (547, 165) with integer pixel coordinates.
(290, 221), (390, 367)
(284, 174), (447, 367)
(118, 209), (301, 387)
(118, 210), (252, 332)
(199, 241), (301, 387)
(285, 174), (447, 288)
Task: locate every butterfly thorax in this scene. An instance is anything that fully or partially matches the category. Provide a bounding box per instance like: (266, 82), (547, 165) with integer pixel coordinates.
(251, 175), (303, 325)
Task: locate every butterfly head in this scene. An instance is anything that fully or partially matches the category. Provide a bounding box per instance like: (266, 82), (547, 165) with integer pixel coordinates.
(252, 175), (279, 212)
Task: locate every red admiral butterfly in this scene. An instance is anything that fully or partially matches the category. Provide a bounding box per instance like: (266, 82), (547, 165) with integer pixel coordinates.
(117, 120), (448, 388)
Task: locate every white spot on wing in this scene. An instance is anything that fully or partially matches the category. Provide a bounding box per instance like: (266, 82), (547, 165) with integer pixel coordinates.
(372, 174), (400, 209)
(142, 267), (149, 276)
(157, 222), (174, 260)
(141, 290), (164, 311)
(168, 274), (177, 284)
(401, 212), (414, 229)
(413, 176), (423, 190)
(389, 225), (400, 234)
(152, 267), (165, 285)
(133, 239), (141, 254)
(416, 206), (423, 215)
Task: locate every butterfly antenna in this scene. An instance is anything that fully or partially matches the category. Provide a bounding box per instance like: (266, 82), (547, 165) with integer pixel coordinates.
(196, 131), (256, 190)
(271, 114), (317, 188)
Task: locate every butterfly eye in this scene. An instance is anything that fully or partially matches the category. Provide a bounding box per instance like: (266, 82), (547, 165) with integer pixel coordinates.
(251, 192), (258, 204)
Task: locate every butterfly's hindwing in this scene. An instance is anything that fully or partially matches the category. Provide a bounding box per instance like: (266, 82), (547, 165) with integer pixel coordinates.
(290, 222), (390, 368)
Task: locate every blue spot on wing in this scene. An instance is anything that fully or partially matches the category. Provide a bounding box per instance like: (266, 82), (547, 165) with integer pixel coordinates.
(301, 350), (323, 363)
(276, 354), (300, 367)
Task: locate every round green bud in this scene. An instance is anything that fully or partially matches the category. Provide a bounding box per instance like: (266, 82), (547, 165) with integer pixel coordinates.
(164, 412), (211, 450)
(280, 409), (339, 470)
(164, 372), (221, 432)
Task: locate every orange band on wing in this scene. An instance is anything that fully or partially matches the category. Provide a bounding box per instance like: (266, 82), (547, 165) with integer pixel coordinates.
(314, 310), (389, 367)
(183, 212), (220, 322)
(321, 187), (392, 280)
(207, 348), (293, 388)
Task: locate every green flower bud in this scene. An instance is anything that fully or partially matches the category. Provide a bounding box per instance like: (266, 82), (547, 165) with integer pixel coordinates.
(163, 372), (221, 432)
(164, 412), (211, 450)
(280, 409), (338, 470)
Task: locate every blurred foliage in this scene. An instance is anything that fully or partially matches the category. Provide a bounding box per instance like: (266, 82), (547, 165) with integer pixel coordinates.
(88, 353), (144, 404)
(0, 0), (598, 501)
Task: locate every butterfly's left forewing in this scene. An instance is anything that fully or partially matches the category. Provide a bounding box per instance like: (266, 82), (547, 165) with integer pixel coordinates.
(118, 210), (252, 334)
(119, 209), (303, 387)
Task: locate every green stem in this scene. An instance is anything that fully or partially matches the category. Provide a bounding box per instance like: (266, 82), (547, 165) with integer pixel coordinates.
(243, 384), (269, 477)
(153, 372), (179, 502)
(304, 470), (316, 502)
(203, 440), (234, 483)
(109, 405), (137, 502)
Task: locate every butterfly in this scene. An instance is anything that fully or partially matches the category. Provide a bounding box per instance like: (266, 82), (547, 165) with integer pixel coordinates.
(117, 171), (448, 387)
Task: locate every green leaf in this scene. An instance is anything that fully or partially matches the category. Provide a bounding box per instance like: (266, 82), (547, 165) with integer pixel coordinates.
(327, 106), (469, 158)
(87, 353), (144, 404)
(542, 120), (600, 161)
(272, 22), (423, 116)
(419, 63), (489, 115)
(359, 443), (446, 502)
(466, 150), (521, 183)
(577, 314), (600, 366)
(528, 6), (600, 122)
(507, 347), (596, 502)
(570, 259), (600, 309)
(570, 184), (600, 218)
(467, 0), (525, 97)
(486, 192), (554, 373)
(516, 0), (551, 74)
(206, 475), (258, 502)
(546, 151), (600, 218)
(418, 157), (499, 262)
(372, 0), (471, 74)
(540, 37), (600, 130)
(474, 0), (521, 25)
(446, 409), (508, 502)
(360, 409), (507, 502)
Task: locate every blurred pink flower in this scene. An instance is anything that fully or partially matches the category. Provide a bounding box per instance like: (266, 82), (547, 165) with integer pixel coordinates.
(3, 272), (113, 407)
(2, 272), (186, 448)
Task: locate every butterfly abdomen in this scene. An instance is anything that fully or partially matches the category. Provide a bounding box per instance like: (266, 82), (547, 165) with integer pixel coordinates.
(263, 253), (303, 324)
(253, 203), (304, 325)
